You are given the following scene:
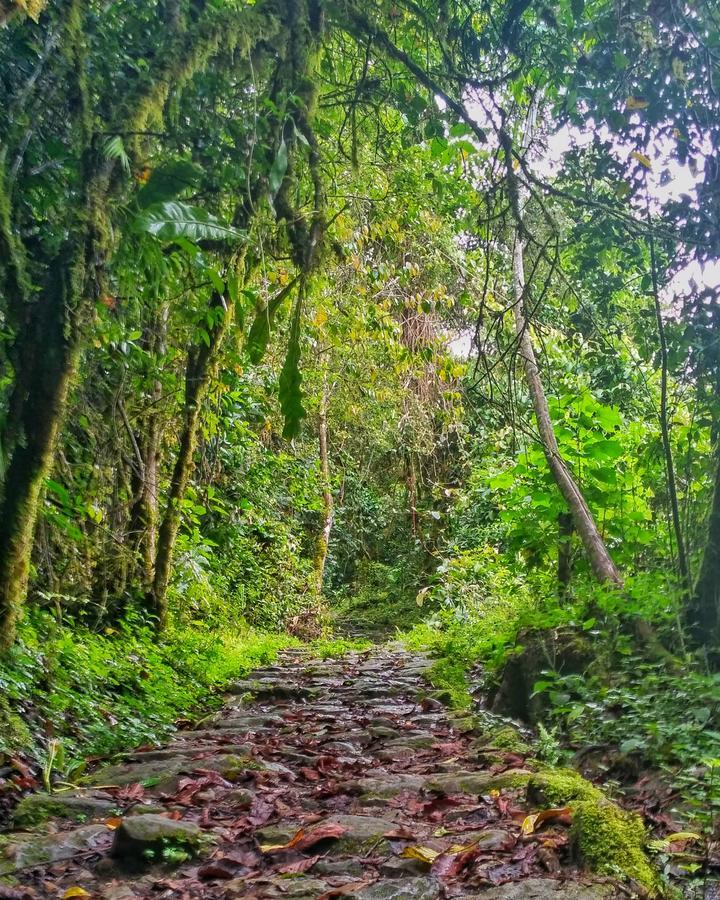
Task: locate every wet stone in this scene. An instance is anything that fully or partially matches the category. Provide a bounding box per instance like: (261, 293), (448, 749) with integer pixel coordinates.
(0, 825), (111, 874)
(356, 876), (441, 899)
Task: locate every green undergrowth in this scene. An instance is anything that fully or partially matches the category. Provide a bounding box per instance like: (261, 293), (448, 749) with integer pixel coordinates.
(310, 637), (373, 659)
(0, 612), (295, 764)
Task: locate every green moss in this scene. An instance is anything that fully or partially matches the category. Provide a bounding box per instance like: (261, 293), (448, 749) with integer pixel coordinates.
(476, 724), (529, 754)
(571, 800), (662, 896)
(0, 695), (31, 754)
(482, 771), (532, 791)
(425, 658), (473, 709)
(527, 768), (603, 807)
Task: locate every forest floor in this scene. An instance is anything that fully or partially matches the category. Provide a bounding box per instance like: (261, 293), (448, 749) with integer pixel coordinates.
(0, 647), (649, 899)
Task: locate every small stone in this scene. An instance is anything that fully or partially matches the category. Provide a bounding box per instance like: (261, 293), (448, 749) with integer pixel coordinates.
(351, 774), (427, 798)
(110, 814), (202, 863)
(379, 857), (429, 877)
(314, 858), (366, 876)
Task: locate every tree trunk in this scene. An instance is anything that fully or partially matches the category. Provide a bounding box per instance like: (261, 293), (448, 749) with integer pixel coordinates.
(688, 440), (720, 644)
(0, 252), (83, 650)
(648, 216), (692, 597)
(313, 375), (333, 594)
(511, 234), (623, 586)
(128, 309), (167, 595)
(147, 291), (231, 628)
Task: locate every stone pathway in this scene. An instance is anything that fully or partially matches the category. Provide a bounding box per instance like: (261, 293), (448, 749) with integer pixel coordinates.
(0, 648), (624, 898)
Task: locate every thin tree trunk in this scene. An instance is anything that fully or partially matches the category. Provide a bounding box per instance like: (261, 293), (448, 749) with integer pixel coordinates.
(511, 234), (623, 585)
(128, 308), (167, 595)
(147, 291), (231, 628)
(688, 439), (720, 643)
(648, 214), (692, 597)
(313, 375), (333, 594)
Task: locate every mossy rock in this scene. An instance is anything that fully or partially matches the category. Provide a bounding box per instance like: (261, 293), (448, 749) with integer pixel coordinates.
(13, 792), (116, 827)
(526, 769), (662, 896)
(527, 768), (603, 807)
(474, 724), (530, 754)
(111, 814), (207, 867)
(571, 800), (662, 896)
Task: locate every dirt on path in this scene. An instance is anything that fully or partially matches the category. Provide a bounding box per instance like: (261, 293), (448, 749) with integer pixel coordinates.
(0, 648), (629, 898)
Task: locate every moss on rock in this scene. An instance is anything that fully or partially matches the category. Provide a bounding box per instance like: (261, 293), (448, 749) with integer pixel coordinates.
(475, 724), (530, 754)
(0, 696), (31, 754)
(525, 768), (661, 895)
(571, 800), (661, 896)
(527, 768), (603, 807)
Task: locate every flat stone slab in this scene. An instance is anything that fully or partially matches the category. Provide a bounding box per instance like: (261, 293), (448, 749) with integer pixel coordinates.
(12, 791), (117, 826)
(0, 824), (110, 874)
(476, 878), (615, 899)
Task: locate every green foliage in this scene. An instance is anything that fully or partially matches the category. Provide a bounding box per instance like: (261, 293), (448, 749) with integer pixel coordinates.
(0, 614), (293, 760)
(132, 201), (245, 244)
(310, 637), (373, 659)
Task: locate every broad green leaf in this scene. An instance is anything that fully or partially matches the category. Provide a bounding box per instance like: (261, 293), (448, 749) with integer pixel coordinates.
(133, 201), (245, 243)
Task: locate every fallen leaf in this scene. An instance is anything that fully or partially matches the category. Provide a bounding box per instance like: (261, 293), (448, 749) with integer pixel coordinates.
(198, 859), (240, 880)
(62, 890), (91, 899)
(432, 844), (482, 879)
(275, 854), (321, 874)
(261, 822), (347, 853)
(400, 846), (439, 864)
(383, 826), (415, 839)
(104, 816), (123, 829)
(520, 807), (571, 835)
(115, 782), (145, 802)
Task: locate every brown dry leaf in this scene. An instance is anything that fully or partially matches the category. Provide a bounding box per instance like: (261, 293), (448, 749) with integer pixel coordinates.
(432, 844), (482, 879)
(104, 816), (123, 829)
(274, 854), (321, 875)
(197, 859), (239, 880)
(383, 826), (415, 839)
(261, 822), (347, 853)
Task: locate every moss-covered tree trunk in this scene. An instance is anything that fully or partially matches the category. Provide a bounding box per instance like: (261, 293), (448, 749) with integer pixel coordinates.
(0, 248), (85, 650)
